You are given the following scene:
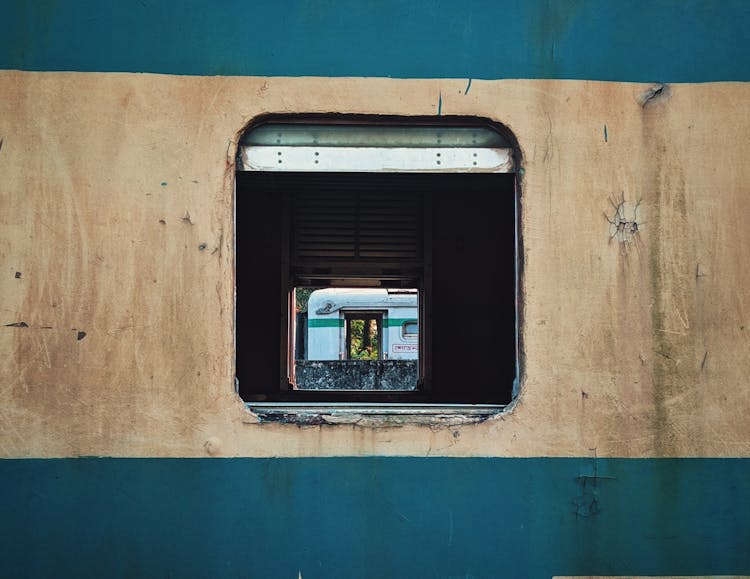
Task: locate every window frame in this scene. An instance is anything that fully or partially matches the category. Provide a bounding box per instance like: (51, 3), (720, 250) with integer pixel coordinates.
(401, 320), (419, 340)
(235, 114), (522, 414)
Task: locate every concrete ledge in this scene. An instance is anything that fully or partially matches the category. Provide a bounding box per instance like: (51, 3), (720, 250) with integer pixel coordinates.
(296, 359), (418, 390)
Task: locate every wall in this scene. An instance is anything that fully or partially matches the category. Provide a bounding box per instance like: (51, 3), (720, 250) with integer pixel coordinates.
(2, 73), (748, 459)
(1, 1), (749, 577)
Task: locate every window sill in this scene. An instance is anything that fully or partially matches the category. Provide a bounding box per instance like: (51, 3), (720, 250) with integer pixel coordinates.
(246, 402), (506, 427)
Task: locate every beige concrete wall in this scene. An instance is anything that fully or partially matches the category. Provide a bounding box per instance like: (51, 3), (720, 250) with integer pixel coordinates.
(1, 71), (749, 458)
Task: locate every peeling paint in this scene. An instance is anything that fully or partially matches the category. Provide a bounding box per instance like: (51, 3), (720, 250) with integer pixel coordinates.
(250, 405), (500, 427)
(605, 193), (643, 255)
(638, 83), (671, 107)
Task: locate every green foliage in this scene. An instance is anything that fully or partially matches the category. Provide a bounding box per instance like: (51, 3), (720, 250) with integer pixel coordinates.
(348, 318), (379, 360)
(295, 287), (315, 313)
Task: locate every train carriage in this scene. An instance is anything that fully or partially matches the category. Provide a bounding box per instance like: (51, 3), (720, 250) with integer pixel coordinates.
(306, 288), (419, 362)
(1, 2), (750, 578)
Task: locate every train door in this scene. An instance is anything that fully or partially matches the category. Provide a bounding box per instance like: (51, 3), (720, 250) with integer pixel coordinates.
(343, 311), (384, 360)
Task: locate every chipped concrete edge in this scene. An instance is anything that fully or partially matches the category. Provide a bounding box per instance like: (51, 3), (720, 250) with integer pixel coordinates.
(245, 403), (507, 428)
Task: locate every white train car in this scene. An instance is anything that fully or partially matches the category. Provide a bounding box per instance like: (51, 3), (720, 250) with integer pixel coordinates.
(305, 288), (418, 361)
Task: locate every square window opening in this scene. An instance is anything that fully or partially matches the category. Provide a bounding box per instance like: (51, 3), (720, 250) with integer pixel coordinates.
(235, 119), (520, 407)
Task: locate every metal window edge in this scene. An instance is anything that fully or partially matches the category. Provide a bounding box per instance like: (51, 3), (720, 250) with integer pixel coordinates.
(239, 146), (515, 173)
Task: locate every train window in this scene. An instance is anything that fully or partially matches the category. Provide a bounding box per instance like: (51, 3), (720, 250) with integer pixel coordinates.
(235, 117), (520, 407)
(401, 321), (418, 339)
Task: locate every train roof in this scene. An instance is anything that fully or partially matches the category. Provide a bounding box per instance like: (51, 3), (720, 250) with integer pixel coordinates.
(307, 288), (417, 316)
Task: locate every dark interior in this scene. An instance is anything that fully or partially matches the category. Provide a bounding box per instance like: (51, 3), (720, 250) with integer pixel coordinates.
(235, 171), (518, 404)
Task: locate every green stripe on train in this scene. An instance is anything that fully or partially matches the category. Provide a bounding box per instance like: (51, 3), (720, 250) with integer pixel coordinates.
(308, 318), (417, 328)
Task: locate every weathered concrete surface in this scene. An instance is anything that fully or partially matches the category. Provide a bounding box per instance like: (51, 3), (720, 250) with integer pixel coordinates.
(296, 360), (417, 390)
(1, 72), (749, 457)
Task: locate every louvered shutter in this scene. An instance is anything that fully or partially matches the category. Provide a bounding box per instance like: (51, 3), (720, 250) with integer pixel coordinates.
(288, 173), (424, 282)
(293, 189), (421, 261)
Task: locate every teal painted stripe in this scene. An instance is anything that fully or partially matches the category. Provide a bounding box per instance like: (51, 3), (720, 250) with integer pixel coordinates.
(308, 319), (343, 328)
(309, 318), (417, 328)
(386, 318), (417, 327)
(0, 457), (748, 578)
(1, 1), (749, 81)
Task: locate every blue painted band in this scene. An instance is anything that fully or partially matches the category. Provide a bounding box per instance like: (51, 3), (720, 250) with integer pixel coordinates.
(2, 1), (749, 82)
(1, 457), (748, 578)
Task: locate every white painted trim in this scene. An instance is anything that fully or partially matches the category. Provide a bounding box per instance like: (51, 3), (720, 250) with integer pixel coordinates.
(240, 146), (514, 173)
